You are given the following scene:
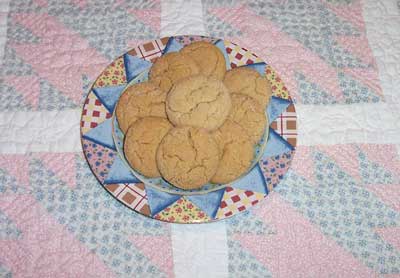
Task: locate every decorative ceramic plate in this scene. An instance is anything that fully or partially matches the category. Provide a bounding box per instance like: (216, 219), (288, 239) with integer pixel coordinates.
(80, 35), (298, 224)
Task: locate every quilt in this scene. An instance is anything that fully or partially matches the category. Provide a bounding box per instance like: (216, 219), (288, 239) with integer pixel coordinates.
(0, 0), (399, 277)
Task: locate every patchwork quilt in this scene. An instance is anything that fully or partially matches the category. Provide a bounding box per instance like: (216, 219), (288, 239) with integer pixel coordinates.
(0, 0), (399, 277)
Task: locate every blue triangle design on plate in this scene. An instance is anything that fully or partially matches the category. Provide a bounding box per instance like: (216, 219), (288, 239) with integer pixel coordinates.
(262, 128), (294, 159)
(267, 96), (291, 122)
(123, 54), (152, 82)
(245, 62), (267, 76)
(230, 164), (268, 194)
(92, 85), (126, 113)
(214, 39), (231, 70)
(187, 188), (225, 218)
(145, 186), (181, 216)
(82, 118), (115, 150)
(163, 37), (183, 54)
(104, 155), (140, 184)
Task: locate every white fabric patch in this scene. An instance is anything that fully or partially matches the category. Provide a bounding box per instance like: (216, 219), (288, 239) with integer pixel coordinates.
(171, 222), (229, 278)
(161, 0), (207, 37)
(296, 103), (400, 146)
(363, 0), (400, 102)
(0, 110), (82, 153)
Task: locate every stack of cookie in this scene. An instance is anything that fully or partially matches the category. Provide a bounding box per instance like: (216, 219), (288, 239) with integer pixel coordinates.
(116, 41), (272, 190)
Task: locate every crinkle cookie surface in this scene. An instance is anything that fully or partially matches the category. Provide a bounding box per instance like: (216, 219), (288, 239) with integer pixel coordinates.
(156, 126), (220, 189)
(166, 75), (231, 131)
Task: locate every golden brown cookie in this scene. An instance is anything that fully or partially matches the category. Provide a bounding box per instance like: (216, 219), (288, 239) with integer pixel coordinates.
(149, 52), (200, 93)
(228, 93), (267, 143)
(211, 120), (254, 184)
(156, 126), (220, 190)
(124, 117), (172, 178)
(180, 41), (226, 80)
(115, 88), (131, 132)
(223, 67), (272, 107)
(116, 82), (167, 133)
(166, 75), (231, 131)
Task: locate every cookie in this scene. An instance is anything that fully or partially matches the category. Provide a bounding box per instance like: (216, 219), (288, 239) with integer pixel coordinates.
(166, 75), (231, 131)
(124, 117), (172, 178)
(115, 87), (132, 132)
(211, 120), (254, 184)
(116, 81), (167, 133)
(228, 93), (267, 143)
(223, 67), (272, 107)
(180, 41), (226, 80)
(156, 126), (220, 190)
(149, 52), (200, 93)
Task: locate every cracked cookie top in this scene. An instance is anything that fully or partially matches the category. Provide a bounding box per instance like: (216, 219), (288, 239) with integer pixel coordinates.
(156, 126), (220, 190)
(116, 81), (168, 134)
(124, 117), (172, 178)
(228, 93), (267, 144)
(180, 41), (226, 80)
(166, 75), (232, 131)
(223, 67), (272, 107)
(149, 52), (200, 94)
(211, 120), (254, 184)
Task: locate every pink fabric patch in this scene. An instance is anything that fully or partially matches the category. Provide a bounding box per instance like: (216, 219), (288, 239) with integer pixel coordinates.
(11, 13), (109, 105)
(0, 194), (115, 278)
(35, 153), (77, 189)
(129, 233), (174, 278)
(290, 146), (315, 184)
(239, 193), (376, 278)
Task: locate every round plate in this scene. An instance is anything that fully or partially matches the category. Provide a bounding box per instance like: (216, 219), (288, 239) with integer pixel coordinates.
(80, 35), (298, 223)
